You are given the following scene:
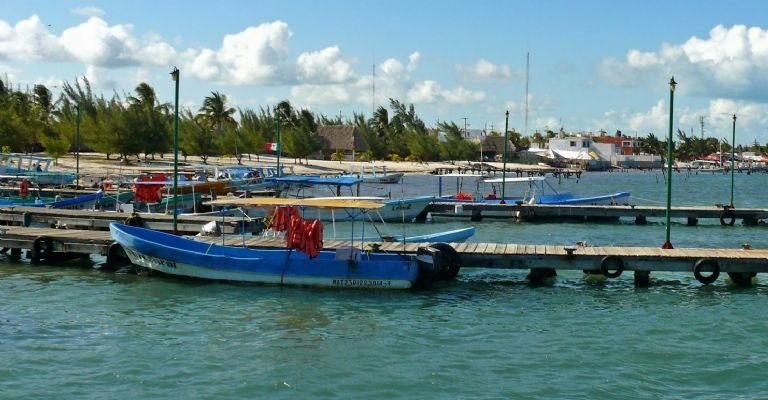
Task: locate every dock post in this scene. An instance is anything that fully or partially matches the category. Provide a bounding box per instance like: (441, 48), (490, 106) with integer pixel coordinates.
(526, 268), (556, 284)
(635, 215), (647, 225)
(727, 272), (755, 288)
(634, 271), (650, 288)
(470, 208), (482, 222)
(686, 217), (698, 226)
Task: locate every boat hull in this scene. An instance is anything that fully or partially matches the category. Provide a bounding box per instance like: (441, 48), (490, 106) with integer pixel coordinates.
(110, 223), (422, 289)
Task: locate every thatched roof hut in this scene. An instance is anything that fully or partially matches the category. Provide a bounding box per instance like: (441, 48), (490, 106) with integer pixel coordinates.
(315, 126), (370, 156)
(481, 136), (516, 154)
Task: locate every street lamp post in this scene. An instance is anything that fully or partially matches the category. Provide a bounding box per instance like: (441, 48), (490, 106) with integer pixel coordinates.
(75, 104), (80, 188)
(170, 67), (180, 234)
(730, 114), (736, 208)
(662, 77), (676, 249)
(500, 110), (509, 204)
(275, 117), (282, 177)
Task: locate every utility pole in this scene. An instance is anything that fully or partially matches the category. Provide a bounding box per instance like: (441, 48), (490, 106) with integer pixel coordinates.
(372, 64), (376, 116)
(461, 117), (469, 138)
(524, 51), (530, 136)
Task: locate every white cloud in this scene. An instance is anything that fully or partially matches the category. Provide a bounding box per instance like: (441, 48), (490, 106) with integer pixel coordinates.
(0, 15), (176, 68)
(379, 58), (405, 78)
(71, 7), (105, 18)
(291, 84), (351, 105)
(408, 80), (441, 103)
(456, 59), (514, 82)
(408, 52), (420, 72)
(599, 24), (768, 101)
(83, 64), (118, 90)
(186, 21), (292, 85)
(442, 86), (485, 104)
(0, 15), (64, 61)
(296, 46), (354, 83)
(408, 80), (484, 105)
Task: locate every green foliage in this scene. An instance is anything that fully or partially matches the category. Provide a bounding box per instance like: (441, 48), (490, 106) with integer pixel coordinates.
(331, 151), (345, 161)
(388, 153), (402, 162)
(41, 133), (69, 160)
(358, 151), (374, 162)
(283, 127), (319, 163)
(180, 110), (219, 163)
(437, 121), (478, 160)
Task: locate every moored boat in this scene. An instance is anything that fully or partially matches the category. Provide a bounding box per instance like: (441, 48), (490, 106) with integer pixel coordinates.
(437, 174), (630, 206)
(265, 175), (433, 221)
(111, 198), (460, 289)
(0, 153), (76, 185)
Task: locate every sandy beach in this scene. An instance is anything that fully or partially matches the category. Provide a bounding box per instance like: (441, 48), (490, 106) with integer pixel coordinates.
(52, 152), (548, 180)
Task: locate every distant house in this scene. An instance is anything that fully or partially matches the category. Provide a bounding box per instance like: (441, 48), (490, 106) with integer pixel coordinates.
(315, 125), (370, 160)
(479, 136), (516, 161)
(593, 132), (640, 155)
(548, 133), (661, 169)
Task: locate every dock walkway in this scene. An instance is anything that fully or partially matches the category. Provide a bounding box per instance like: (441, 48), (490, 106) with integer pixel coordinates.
(426, 202), (768, 225)
(2, 226), (765, 287)
(0, 205), (261, 234)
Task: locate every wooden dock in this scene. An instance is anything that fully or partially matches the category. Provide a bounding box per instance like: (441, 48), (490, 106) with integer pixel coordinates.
(2, 226), (766, 287)
(426, 202), (768, 225)
(0, 205), (262, 234)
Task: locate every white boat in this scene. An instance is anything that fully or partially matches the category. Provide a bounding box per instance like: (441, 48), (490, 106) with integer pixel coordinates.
(111, 197), (461, 289)
(436, 174), (630, 206)
(341, 165), (403, 184)
(265, 176), (433, 221)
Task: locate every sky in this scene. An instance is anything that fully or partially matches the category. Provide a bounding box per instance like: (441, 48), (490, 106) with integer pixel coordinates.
(3, 0), (768, 145)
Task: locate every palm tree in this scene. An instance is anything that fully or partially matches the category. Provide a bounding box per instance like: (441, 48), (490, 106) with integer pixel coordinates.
(127, 83), (171, 159)
(197, 91), (236, 135)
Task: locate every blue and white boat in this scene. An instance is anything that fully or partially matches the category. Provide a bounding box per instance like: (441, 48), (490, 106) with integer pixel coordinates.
(264, 175), (434, 221)
(438, 175), (630, 205)
(0, 154), (76, 185)
(110, 198), (460, 289)
(359, 226), (475, 243)
(0, 190), (104, 210)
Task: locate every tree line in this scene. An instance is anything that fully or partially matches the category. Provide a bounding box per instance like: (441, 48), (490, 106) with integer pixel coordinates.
(0, 77), (760, 164)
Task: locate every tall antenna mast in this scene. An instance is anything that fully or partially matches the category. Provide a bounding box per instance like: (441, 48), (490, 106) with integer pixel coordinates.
(699, 115), (705, 139)
(372, 64), (376, 116)
(524, 51), (530, 136)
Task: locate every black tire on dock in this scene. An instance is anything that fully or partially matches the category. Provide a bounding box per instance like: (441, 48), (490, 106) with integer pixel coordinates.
(30, 236), (54, 264)
(719, 210), (736, 226)
(104, 243), (130, 270)
(428, 243), (460, 281)
(599, 255), (624, 279)
(693, 259), (720, 285)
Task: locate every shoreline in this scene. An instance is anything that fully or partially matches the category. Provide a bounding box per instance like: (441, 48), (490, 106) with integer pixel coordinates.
(51, 153), (558, 178)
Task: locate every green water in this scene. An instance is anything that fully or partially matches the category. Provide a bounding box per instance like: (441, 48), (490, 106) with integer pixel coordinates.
(2, 171), (768, 399)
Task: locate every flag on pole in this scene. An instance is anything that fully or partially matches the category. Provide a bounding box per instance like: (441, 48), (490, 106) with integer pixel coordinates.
(265, 142), (280, 152)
